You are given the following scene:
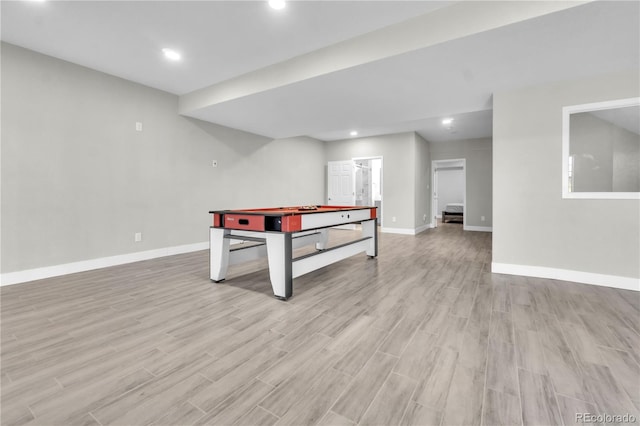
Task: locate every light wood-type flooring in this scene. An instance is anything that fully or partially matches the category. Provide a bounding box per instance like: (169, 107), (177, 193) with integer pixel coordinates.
(2, 223), (639, 426)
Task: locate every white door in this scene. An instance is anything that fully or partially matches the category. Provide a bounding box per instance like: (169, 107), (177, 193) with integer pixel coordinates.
(328, 160), (355, 205)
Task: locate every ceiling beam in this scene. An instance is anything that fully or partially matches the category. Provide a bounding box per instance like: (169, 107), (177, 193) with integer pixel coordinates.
(179, 1), (591, 116)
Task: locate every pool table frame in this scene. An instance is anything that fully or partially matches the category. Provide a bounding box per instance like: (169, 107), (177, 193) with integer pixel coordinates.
(209, 206), (377, 300)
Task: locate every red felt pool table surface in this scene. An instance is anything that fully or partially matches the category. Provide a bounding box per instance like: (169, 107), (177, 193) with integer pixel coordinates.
(210, 205), (372, 216)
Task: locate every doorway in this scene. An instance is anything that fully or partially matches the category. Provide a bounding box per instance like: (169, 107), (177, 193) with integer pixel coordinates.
(432, 159), (466, 228)
(328, 157), (383, 224)
(354, 157), (382, 224)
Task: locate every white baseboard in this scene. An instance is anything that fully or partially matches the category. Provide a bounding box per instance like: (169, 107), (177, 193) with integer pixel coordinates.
(491, 262), (640, 292)
(0, 242), (209, 286)
(381, 224), (432, 235)
(464, 225), (493, 232)
(381, 227), (416, 235)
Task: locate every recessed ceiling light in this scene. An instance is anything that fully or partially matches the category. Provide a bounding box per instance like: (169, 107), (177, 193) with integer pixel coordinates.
(442, 118), (454, 125)
(350, 131), (358, 136)
(162, 48), (181, 61)
(268, 0), (286, 10)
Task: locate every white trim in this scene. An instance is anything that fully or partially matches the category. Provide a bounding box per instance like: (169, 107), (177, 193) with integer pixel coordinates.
(464, 225), (493, 232)
(491, 262), (639, 292)
(0, 242), (209, 286)
(561, 191), (640, 200)
(301, 209), (371, 230)
(381, 227), (417, 235)
(562, 97), (640, 200)
(381, 225), (431, 235)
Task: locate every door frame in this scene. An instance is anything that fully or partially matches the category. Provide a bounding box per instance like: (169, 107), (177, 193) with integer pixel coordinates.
(353, 156), (383, 226)
(431, 158), (466, 229)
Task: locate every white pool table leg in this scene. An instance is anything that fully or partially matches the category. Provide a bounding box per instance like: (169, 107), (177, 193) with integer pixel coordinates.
(210, 227), (231, 282)
(315, 228), (329, 250)
(266, 233), (293, 300)
(362, 218), (378, 257)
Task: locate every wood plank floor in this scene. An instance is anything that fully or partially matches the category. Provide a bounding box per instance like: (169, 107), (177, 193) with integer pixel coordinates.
(2, 224), (639, 426)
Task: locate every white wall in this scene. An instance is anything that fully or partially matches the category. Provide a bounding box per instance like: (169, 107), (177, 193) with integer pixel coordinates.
(1, 43), (326, 277)
(493, 70), (639, 288)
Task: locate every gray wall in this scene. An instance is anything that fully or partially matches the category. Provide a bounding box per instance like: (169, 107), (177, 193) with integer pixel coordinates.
(326, 132), (416, 230)
(414, 133), (431, 229)
(1, 43), (325, 273)
(430, 138), (493, 228)
(493, 70), (639, 279)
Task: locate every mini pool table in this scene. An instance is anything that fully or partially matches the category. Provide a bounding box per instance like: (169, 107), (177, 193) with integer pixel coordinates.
(209, 205), (378, 300)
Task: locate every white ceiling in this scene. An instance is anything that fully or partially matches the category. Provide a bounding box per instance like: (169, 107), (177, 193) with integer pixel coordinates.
(2, 1), (639, 143)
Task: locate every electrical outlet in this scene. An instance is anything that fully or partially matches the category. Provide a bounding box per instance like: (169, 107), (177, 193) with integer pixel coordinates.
(481, 216), (486, 222)
(423, 214), (427, 222)
(134, 232), (142, 242)
(212, 160), (218, 168)
(135, 122), (143, 132)
(392, 216), (396, 223)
